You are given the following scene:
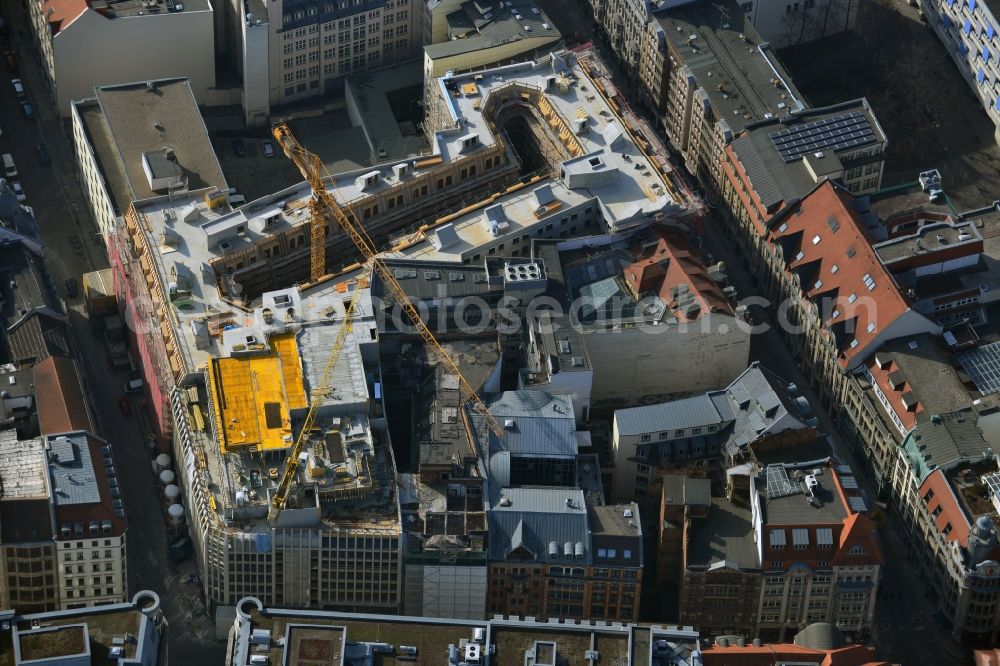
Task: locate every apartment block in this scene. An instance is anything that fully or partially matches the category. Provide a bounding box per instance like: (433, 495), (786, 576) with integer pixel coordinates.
(0, 426), (127, 611)
(611, 363), (818, 500)
(469, 391), (643, 622)
(27, 0), (215, 116)
(922, 0), (1000, 144)
(230, 0), (422, 122)
(639, 0), (805, 188)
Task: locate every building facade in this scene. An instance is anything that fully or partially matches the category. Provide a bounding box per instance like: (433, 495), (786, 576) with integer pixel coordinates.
(28, 0), (215, 116)
(230, 0), (422, 122)
(922, 0), (1000, 144)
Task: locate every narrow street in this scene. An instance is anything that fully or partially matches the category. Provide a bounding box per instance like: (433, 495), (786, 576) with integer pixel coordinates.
(0, 0), (224, 660)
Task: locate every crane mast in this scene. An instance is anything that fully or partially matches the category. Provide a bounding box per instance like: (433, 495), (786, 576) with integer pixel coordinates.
(272, 123), (505, 438)
(267, 282), (363, 523)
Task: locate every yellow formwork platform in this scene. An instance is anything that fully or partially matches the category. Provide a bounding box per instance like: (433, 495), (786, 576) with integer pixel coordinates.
(208, 333), (308, 454)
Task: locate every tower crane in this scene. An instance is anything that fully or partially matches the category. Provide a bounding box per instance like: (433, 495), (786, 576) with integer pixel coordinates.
(271, 123), (505, 439)
(268, 280), (364, 523)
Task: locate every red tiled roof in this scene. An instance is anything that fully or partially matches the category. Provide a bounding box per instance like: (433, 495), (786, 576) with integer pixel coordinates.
(623, 229), (734, 323)
(33, 356), (93, 435)
(767, 181), (914, 369)
(918, 469), (971, 547)
(833, 512), (885, 566)
(39, 0), (89, 34)
(865, 355), (920, 432)
(701, 643), (890, 666)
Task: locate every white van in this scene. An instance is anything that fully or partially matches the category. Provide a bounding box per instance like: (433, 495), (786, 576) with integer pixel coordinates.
(2, 154), (16, 178)
(124, 378), (144, 394)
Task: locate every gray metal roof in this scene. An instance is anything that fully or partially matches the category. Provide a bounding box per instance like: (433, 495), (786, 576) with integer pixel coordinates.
(732, 134), (785, 210)
(724, 363), (808, 456)
(47, 433), (101, 506)
(486, 391), (577, 457)
(614, 393), (728, 437)
(487, 487), (590, 563)
(686, 498), (759, 570)
(793, 622), (845, 650)
(903, 408), (989, 481)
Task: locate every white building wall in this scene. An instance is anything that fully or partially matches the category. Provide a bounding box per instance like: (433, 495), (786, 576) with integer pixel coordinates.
(52, 7), (216, 116)
(70, 102), (120, 240)
(242, 14), (271, 127)
(585, 312), (751, 408)
(57, 534), (128, 608)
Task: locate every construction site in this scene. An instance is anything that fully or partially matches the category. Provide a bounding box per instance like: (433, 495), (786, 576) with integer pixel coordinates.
(107, 45), (706, 615)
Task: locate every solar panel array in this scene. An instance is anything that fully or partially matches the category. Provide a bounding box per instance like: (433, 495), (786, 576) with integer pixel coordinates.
(766, 465), (799, 499)
(957, 341), (1000, 395)
(769, 111), (877, 163)
(848, 496), (868, 512)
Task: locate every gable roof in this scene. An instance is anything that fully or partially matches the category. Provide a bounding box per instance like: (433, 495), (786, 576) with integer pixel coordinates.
(833, 513), (884, 566)
(6, 310), (70, 367)
(767, 181), (920, 369)
(38, 0), (89, 34)
(33, 356), (93, 435)
(918, 468), (971, 547)
(622, 229), (734, 322)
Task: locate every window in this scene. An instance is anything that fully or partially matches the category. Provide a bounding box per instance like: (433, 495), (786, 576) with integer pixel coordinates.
(674, 429), (685, 437)
(607, 549), (616, 558)
(640, 434), (651, 442)
(771, 561), (783, 569)
(623, 549), (632, 559)
(849, 545), (866, 556)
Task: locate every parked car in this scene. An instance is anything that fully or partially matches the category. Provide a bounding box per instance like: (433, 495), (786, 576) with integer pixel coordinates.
(20, 101), (34, 121)
(118, 396), (132, 417)
(124, 378), (143, 394)
(3, 50), (15, 73)
(261, 139), (275, 158)
(10, 180), (24, 202)
(231, 139), (247, 157)
(64, 277), (78, 297)
(168, 537), (193, 563)
(36, 143), (49, 166)
(11, 77), (23, 98)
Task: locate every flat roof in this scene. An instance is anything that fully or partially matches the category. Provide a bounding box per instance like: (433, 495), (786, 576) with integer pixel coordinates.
(653, 0), (805, 132)
(491, 623), (630, 666)
(345, 60), (427, 163)
(730, 99), (885, 211)
(244, 607), (484, 666)
(16, 625), (86, 662)
(875, 220), (982, 264)
(686, 498), (758, 570)
(16, 606), (143, 664)
(0, 429), (47, 499)
(761, 463), (848, 525)
(588, 502), (642, 537)
(426, 0), (560, 59)
(77, 78), (227, 214)
(208, 333), (308, 453)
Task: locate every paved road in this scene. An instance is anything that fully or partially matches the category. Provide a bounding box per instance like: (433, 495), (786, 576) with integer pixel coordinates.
(0, 3), (225, 661)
